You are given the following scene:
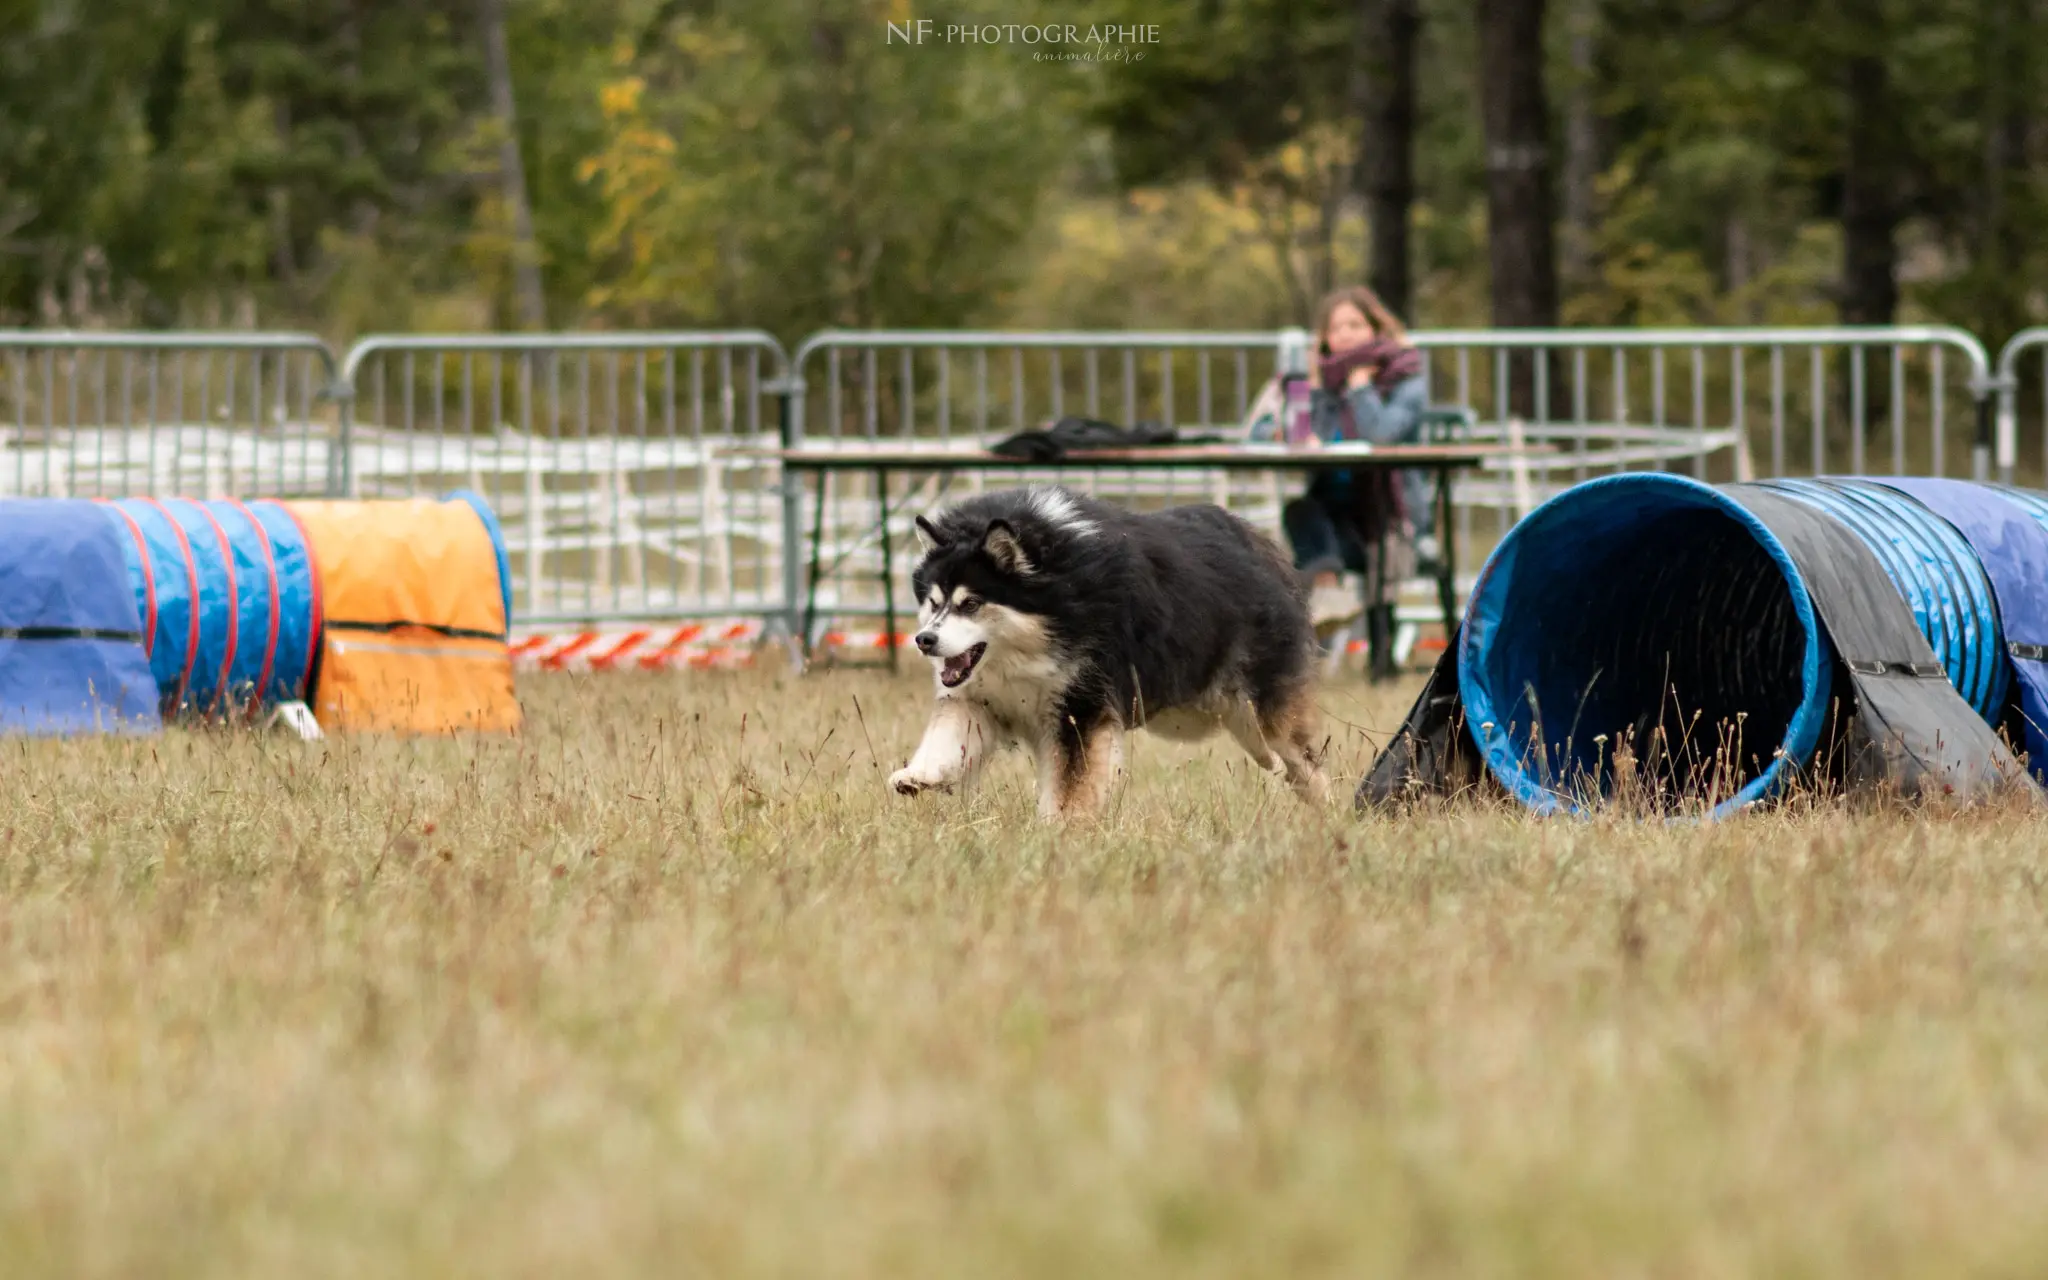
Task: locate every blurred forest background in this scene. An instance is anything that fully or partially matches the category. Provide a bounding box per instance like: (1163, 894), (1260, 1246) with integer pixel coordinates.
(0, 0), (2039, 345)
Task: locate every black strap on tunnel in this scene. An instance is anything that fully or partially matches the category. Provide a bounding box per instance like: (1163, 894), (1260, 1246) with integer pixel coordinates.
(0, 626), (144, 643)
(325, 619), (506, 642)
(1355, 623), (1497, 810)
(1843, 659), (1948, 679)
(1723, 485), (2035, 802)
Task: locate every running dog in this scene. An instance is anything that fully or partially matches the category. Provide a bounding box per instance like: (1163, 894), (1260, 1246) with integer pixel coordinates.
(888, 486), (1329, 818)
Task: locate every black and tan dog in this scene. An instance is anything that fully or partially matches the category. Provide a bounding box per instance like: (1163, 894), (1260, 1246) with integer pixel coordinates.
(889, 486), (1329, 818)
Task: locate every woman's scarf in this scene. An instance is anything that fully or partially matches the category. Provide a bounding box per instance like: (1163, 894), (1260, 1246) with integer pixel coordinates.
(1317, 339), (1423, 396)
(1314, 340), (1420, 528)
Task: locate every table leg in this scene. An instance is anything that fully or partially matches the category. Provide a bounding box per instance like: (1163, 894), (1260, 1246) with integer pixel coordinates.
(1367, 526), (1393, 682)
(803, 469), (829, 664)
(1434, 466), (1458, 642)
(876, 467), (898, 674)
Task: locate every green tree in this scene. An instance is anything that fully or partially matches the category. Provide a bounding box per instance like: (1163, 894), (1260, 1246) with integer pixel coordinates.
(581, 0), (1071, 341)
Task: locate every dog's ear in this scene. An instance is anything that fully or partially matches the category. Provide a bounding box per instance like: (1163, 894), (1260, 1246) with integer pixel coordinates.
(981, 519), (1034, 576)
(913, 515), (945, 554)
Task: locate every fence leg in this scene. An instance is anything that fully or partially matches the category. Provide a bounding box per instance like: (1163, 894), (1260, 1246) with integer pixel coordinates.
(1974, 383), (1995, 484)
(1993, 370), (2019, 487)
(326, 372), (354, 498)
(877, 466), (899, 675)
(770, 372), (808, 670)
(804, 469), (829, 664)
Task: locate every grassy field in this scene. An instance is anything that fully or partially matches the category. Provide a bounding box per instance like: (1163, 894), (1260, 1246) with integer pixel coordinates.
(2, 667), (2047, 1277)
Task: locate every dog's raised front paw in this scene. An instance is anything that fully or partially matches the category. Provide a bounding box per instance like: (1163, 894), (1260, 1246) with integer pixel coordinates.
(889, 768), (952, 797)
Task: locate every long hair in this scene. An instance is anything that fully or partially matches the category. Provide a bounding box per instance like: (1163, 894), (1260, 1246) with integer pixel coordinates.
(1314, 284), (1409, 354)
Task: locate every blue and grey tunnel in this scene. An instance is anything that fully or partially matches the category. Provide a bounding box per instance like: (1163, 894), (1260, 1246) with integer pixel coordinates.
(1441, 473), (2045, 817)
(100, 498), (321, 719)
(0, 493), (517, 737)
(1456, 475), (1833, 816)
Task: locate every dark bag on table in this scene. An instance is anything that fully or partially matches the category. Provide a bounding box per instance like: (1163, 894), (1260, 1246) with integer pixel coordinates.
(989, 415), (1217, 462)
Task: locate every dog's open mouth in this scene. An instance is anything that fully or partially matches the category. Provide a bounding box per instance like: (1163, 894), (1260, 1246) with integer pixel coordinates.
(939, 643), (987, 688)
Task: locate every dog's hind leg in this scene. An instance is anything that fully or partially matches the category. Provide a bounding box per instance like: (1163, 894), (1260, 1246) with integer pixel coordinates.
(1036, 717), (1125, 821)
(1252, 686), (1331, 805)
(891, 697), (997, 797)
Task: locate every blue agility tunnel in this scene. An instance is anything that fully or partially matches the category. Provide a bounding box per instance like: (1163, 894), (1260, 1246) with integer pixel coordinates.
(100, 498), (322, 719)
(1453, 475), (1835, 816)
(0, 499), (161, 734)
(1361, 474), (2048, 816)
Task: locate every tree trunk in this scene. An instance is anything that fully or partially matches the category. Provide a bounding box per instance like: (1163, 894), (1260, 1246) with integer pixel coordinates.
(1838, 52), (1899, 328)
(340, 0), (378, 240)
(1725, 216), (1751, 307)
(1977, 0), (2030, 347)
(1836, 48), (1903, 457)
(1357, 0), (1420, 319)
(1314, 164), (1341, 303)
(1477, 0), (1560, 415)
(480, 0), (547, 330)
(269, 101), (297, 287)
(1559, 0), (1598, 292)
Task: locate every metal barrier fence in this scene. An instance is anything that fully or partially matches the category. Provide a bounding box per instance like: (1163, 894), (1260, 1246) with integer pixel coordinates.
(0, 330), (345, 498)
(787, 325), (1999, 625)
(1406, 324), (1997, 561)
(337, 332), (792, 630)
(1995, 327), (2048, 485)
(788, 330), (1299, 627)
(0, 324), (2008, 641)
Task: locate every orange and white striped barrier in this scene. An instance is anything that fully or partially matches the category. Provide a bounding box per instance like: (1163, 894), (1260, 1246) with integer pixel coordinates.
(817, 630), (913, 652)
(508, 623), (917, 672)
(510, 620), (765, 672)
(509, 622), (1452, 673)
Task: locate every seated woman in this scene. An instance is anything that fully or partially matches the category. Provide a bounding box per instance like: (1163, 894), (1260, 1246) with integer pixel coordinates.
(1280, 285), (1439, 639)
